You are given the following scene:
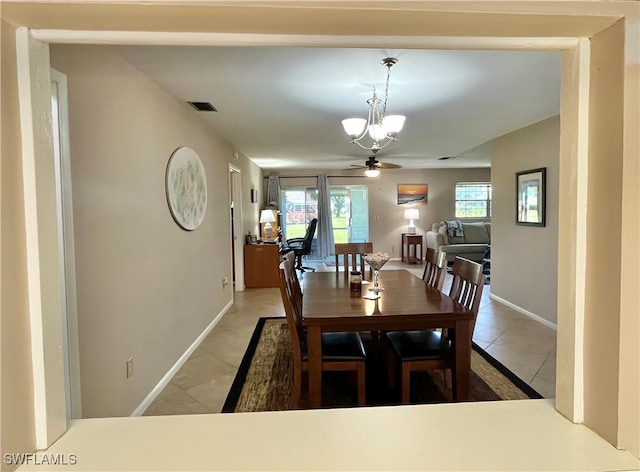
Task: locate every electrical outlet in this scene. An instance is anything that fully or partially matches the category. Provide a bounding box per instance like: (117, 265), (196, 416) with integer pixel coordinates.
(126, 358), (134, 379)
(222, 277), (229, 288)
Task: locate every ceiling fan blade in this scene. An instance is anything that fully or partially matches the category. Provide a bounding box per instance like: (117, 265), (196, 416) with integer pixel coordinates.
(347, 165), (366, 170)
(375, 162), (402, 169)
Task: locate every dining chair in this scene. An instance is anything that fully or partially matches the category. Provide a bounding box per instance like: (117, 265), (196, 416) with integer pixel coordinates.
(385, 256), (485, 403)
(422, 248), (448, 290)
(334, 242), (373, 277)
(278, 251), (367, 408)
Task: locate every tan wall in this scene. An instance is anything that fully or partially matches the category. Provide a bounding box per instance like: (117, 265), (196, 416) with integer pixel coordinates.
(1, 19), (37, 466)
(266, 167), (491, 259)
(583, 20), (624, 447)
(49, 44), (259, 418)
(491, 116), (560, 324)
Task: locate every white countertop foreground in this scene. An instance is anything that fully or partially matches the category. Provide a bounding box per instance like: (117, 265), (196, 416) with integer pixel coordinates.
(17, 399), (639, 471)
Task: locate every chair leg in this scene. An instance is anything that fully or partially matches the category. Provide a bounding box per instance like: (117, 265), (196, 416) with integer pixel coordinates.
(292, 368), (302, 409)
(401, 366), (411, 404)
(387, 352), (397, 391)
(357, 364), (366, 406)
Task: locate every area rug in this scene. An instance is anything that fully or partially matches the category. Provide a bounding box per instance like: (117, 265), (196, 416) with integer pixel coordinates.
(222, 317), (542, 413)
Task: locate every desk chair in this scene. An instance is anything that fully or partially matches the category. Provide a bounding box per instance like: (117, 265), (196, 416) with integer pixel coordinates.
(386, 256), (485, 403)
(285, 218), (317, 272)
(334, 242), (373, 277)
(278, 252), (367, 408)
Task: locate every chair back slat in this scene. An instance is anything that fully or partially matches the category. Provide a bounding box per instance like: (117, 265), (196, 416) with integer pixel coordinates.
(448, 256), (485, 331)
(334, 242), (374, 275)
(422, 248), (447, 290)
(279, 252), (304, 361)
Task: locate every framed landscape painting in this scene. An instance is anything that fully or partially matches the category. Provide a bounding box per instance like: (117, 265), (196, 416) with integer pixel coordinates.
(397, 184), (428, 205)
(516, 167), (546, 227)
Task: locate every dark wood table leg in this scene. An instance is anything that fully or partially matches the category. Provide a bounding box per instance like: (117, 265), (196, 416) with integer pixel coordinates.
(307, 325), (322, 408)
(453, 320), (472, 401)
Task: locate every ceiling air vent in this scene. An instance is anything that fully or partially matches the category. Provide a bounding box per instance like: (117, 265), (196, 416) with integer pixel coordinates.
(188, 101), (217, 112)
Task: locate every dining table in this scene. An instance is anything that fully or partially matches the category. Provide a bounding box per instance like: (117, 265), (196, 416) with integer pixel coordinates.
(300, 269), (475, 408)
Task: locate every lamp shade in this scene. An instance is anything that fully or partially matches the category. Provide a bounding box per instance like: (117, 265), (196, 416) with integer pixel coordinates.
(342, 118), (367, 138)
(382, 115), (406, 137)
(260, 210), (276, 223)
(404, 208), (419, 221)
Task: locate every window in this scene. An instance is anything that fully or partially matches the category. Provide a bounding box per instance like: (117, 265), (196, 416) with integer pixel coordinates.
(455, 182), (492, 218)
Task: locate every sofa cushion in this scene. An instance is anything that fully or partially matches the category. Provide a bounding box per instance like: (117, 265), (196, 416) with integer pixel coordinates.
(462, 222), (490, 244)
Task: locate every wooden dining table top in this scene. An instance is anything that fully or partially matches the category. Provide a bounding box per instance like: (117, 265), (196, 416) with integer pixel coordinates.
(300, 269), (474, 327)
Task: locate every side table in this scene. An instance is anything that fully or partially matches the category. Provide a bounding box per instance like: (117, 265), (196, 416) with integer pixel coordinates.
(401, 233), (423, 264)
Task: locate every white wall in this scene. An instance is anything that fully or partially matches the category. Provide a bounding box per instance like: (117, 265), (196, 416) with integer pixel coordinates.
(49, 44), (261, 417)
(491, 116), (560, 324)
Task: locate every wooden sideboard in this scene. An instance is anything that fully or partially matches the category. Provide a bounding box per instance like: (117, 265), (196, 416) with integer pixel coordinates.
(244, 243), (280, 288)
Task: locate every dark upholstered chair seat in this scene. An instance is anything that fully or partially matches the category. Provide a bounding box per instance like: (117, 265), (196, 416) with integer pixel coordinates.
(386, 330), (451, 361)
(301, 332), (366, 361)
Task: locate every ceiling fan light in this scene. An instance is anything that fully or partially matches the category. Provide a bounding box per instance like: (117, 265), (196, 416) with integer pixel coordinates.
(342, 118), (367, 138)
(382, 115), (406, 136)
(364, 168), (380, 178)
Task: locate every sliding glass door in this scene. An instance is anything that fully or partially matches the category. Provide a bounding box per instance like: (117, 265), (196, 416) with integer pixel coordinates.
(281, 185), (368, 260)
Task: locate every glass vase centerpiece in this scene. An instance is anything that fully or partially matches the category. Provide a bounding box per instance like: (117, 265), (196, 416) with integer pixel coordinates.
(363, 252), (390, 293)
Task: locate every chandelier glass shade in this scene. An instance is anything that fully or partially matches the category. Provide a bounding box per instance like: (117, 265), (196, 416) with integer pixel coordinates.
(342, 58), (406, 153)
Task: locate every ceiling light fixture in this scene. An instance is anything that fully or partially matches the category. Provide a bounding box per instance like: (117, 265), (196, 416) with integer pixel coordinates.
(342, 57), (406, 154)
(364, 168), (380, 178)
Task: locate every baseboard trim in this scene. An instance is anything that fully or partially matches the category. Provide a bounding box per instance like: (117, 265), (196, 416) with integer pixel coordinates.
(489, 294), (557, 331)
(130, 298), (234, 416)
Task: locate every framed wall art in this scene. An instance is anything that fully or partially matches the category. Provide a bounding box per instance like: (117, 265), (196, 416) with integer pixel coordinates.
(165, 146), (208, 231)
(516, 167), (546, 227)
(397, 184), (428, 205)
(250, 189), (258, 203)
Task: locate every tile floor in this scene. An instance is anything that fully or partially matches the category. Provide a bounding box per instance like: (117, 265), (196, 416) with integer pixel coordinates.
(143, 260), (556, 416)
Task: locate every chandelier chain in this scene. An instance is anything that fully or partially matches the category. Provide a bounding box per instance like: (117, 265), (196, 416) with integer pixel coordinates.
(382, 63), (391, 118)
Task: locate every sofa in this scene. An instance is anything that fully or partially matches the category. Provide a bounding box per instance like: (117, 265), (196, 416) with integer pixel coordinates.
(426, 220), (491, 263)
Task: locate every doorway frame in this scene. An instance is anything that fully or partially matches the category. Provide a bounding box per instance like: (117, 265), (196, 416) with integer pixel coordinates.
(229, 164), (245, 291)
(13, 7), (632, 452)
(50, 67), (82, 420)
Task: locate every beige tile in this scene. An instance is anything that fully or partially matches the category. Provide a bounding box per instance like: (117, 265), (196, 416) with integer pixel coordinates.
(185, 382), (235, 412)
(536, 355), (556, 381)
(530, 375), (556, 399)
(485, 343), (547, 377)
(476, 311), (522, 332)
(492, 324), (556, 356)
(143, 384), (210, 416)
(170, 354), (237, 390)
(508, 368), (535, 384)
(473, 339), (491, 350)
(473, 322), (507, 345)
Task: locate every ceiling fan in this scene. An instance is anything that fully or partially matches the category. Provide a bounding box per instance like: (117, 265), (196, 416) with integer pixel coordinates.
(348, 156), (401, 177)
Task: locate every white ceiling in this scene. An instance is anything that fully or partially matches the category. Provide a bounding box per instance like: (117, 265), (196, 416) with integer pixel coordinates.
(117, 45), (561, 170)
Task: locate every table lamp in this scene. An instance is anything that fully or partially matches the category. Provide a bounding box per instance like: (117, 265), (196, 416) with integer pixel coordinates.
(404, 208), (419, 234)
(260, 210), (277, 240)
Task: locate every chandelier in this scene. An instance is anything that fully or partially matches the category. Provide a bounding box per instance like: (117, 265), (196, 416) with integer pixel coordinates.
(341, 57), (406, 153)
